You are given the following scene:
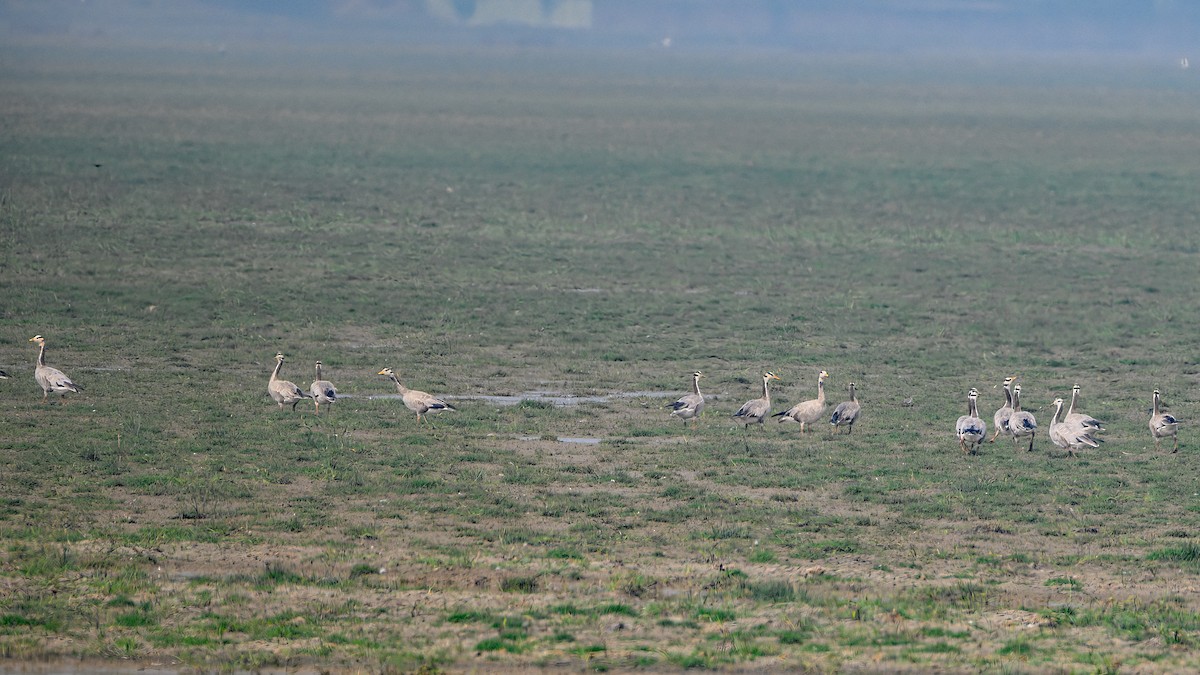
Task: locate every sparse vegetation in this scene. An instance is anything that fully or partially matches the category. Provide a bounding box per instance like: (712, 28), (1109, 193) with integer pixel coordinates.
(2, 41), (1200, 672)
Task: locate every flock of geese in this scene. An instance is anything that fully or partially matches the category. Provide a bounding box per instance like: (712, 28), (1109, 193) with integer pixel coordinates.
(955, 377), (1180, 455)
(266, 352), (457, 424)
(674, 369), (1179, 456)
(670, 369), (861, 435)
(18, 335), (1183, 453)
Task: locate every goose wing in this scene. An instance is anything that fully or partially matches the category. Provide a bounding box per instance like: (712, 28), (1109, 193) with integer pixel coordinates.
(667, 393), (702, 412)
(735, 398), (768, 420)
(311, 380), (337, 401)
(956, 415), (985, 440)
(830, 400), (860, 425)
(41, 366), (81, 393)
(407, 390), (456, 413)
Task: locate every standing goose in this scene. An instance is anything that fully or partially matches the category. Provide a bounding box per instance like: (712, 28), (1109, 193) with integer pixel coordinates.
(309, 361), (337, 415)
(268, 353), (312, 411)
(1048, 397), (1099, 457)
(829, 382), (861, 434)
(773, 370), (829, 432)
(989, 376), (1015, 442)
(1149, 389), (1179, 453)
(734, 371), (780, 430)
(29, 335), (81, 403)
(378, 368), (456, 424)
(1064, 384), (1104, 435)
(1007, 383), (1037, 452)
(665, 371), (705, 426)
(956, 388), (986, 455)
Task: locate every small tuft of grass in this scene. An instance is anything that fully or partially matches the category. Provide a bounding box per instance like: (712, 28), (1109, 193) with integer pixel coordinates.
(1147, 542), (1200, 563)
(1045, 576), (1083, 590)
(348, 563), (379, 578)
(500, 575), (540, 593)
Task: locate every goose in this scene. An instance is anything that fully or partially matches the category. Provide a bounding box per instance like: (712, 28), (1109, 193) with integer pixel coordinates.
(734, 371), (780, 430)
(268, 353), (312, 411)
(1149, 389), (1179, 453)
(1007, 383), (1037, 452)
(0, 369), (9, 379)
(1064, 384), (1104, 435)
(773, 370), (829, 432)
(829, 382), (861, 434)
(989, 376), (1015, 442)
(1048, 397), (1099, 457)
(28, 335), (81, 403)
(665, 371), (704, 426)
(956, 388), (986, 455)
(378, 367), (456, 424)
(309, 361), (337, 415)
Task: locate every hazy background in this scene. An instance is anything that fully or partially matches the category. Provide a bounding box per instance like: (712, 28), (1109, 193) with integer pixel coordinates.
(2, 0), (1197, 58)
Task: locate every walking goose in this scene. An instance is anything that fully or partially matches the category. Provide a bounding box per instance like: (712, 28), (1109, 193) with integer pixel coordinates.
(956, 388), (986, 454)
(29, 335), (81, 403)
(378, 367), (456, 424)
(1049, 397), (1099, 457)
(1007, 383), (1037, 452)
(829, 382), (861, 434)
(773, 370), (829, 432)
(1064, 384), (1104, 435)
(268, 353), (312, 411)
(665, 371), (705, 426)
(1149, 389), (1179, 453)
(309, 361), (337, 415)
(734, 371), (780, 429)
(989, 376), (1015, 442)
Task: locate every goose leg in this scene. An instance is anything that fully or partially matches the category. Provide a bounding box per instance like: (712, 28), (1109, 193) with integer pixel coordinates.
(1027, 434), (1035, 452)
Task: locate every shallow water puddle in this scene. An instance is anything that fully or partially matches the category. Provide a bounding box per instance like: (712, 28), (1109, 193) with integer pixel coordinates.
(556, 437), (602, 444)
(516, 435), (603, 445)
(362, 390), (674, 406)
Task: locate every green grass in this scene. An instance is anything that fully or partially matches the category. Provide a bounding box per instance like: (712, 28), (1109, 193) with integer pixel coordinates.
(2, 40), (1200, 672)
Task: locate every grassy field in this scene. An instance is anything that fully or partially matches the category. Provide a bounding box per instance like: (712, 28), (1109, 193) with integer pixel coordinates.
(3, 43), (1200, 672)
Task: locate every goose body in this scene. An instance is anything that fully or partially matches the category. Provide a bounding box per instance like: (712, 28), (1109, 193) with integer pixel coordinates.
(774, 370), (829, 432)
(379, 368), (456, 424)
(829, 382), (861, 434)
(309, 361), (337, 415)
(989, 376), (1015, 442)
(956, 388), (986, 454)
(1007, 383), (1037, 452)
(666, 371), (705, 425)
(29, 335), (81, 403)
(1049, 397), (1099, 457)
(268, 353), (312, 411)
(1149, 389), (1179, 452)
(734, 371), (780, 429)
